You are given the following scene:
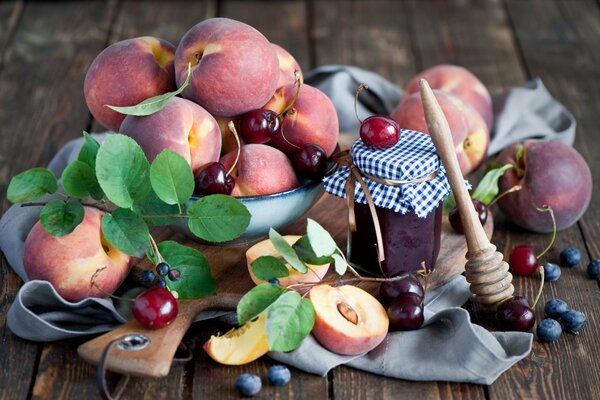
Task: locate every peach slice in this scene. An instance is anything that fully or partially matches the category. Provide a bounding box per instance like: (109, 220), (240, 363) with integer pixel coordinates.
(309, 284), (389, 355)
(203, 312), (269, 365)
(246, 235), (330, 292)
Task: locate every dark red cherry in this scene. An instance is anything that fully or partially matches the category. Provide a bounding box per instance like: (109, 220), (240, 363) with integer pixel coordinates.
(240, 109), (280, 144)
(379, 275), (424, 305)
(496, 297), (536, 332)
(359, 115), (400, 149)
(449, 199), (488, 234)
(194, 162), (234, 196)
(509, 245), (538, 276)
(291, 144), (328, 180)
(387, 293), (424, 331)
(132, 287), (178, 329)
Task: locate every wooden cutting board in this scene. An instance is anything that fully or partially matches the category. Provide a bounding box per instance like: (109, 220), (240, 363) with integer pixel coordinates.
(78, 194), (493, 378)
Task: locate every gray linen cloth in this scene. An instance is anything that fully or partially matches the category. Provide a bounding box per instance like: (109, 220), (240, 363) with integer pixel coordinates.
(1, 66), (575, 384)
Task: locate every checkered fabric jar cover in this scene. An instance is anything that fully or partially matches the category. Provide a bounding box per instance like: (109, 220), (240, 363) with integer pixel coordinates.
(323, 129), (451, 218)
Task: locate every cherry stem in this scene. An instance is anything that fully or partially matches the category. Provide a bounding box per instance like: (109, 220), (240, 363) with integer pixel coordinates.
(89, 267), (134, 302)
(532, 265), (545, 308)
(354, 83), (369, 124)
(278, 122), (301, 150)
(148, 234), (164, 264)
(227, 121), (241, 177)
(280, 70), (302, 117)
(487, 184), (522, 208)
(532, 204), (556, 260)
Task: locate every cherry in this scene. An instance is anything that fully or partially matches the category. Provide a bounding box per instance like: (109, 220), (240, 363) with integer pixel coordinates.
(240, 109), (280, 144)
(194, 162), (234, 196)
(132, 287), (178, 329)
(379, 275), (424, 305)
(496, 296), (536, 332)
(359, 115), (400, 150)
(448, 199), (488, 234)
(509, 245), (538, 276)
(387, 293), (424, 331)
(291, 144), (328, 180)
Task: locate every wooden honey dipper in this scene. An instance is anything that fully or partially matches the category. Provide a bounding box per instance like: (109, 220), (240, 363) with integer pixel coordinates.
(419, 79), (514, 308)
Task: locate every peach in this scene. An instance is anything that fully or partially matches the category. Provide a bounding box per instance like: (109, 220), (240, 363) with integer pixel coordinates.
(119, 96), (221, 174)
(309, 284), (389, 355)
(203, 312), (269, 365)
(271, 43), (303, 89)
(246, 235), (330, 292)
(220, 144), (299, 197)
(263, 83), (339, 157)
(404, 64), (493, 130)
(23, 207), (131, 302)
(84, 36), (176, 132)
(496, 140), (592, 233)
(174, 18), (279, 117)
(391, 90), (489, 175)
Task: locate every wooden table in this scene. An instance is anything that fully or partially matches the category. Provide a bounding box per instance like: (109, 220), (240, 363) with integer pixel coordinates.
(1, 1), (599, 399)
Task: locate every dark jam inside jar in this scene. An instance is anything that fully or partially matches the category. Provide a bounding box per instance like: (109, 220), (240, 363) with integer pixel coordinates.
(349, 202), (442, 277)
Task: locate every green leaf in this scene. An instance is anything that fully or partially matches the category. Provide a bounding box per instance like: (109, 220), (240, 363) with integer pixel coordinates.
(101, 208), (150, 257)
(61, 160), (104, 200)
(105, 63), (192, 116)
(149, 149), (194, 207)
(7, 168), (57, 203)
(332, 252), (348, 275)
(442, 191), (456, 215)
(155, 241), (216, 299)
(472, 164), (514, 205)
(39, 199), (84, 236)
(269, 229), (307, 273)
(292, 235), (334, 265)
(132, 189), (180, 226)
(237, 283), (286, 325)
(78, 131), (100, 169)
(251, 256), (290, 281)
(515, 144), (524, 164)
(187, 194), (250, 242)
(95, 134), (151, 209)
(306, 218), (337, 257)
(266, 291), (315, 352)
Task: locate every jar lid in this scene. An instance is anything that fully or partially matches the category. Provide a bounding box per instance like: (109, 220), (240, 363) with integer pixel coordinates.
(324, 129), (453, 217)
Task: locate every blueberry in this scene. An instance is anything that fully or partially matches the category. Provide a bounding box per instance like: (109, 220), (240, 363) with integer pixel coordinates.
(156, 278), (167, 288)
(561, 309), (587, 333)
(268, 278), (281, 286)
(544, 299), (569, 319)
(587, 259), (600, 279)
(235, 373), (261, 397)
(167, 269), (181, 282)
(141, 270), (155, 284)
(560, 247), (581, 267)
(267, 364), (291, 386)
(156, 262), (170, 276)
(543, 262), (561, 282)
(536, 318), (562, 342)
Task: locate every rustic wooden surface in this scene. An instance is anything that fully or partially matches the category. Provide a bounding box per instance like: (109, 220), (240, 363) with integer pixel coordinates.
(0, 1), (599, 399)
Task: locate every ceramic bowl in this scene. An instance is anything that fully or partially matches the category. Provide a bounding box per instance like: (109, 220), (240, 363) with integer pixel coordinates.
(173, 179), (325, 246)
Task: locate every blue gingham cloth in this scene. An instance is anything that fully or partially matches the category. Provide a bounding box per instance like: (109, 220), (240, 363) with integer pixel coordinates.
(324, 130), (451, 218)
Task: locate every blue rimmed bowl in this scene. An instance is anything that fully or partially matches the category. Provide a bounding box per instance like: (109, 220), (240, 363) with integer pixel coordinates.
(172, 179), (325, 246)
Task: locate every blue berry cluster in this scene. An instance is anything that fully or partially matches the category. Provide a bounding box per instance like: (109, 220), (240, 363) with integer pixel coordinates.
(545, 248), (599, 282)
(141, 262), (180, 288)
(537, 298), (587, 342)
(235, 365), (291, 397)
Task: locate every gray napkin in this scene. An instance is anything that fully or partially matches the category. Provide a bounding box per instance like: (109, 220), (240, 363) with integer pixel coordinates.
(2, 65), (574, 384)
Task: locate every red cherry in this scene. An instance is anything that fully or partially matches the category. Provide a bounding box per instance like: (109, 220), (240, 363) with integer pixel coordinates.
(448, 199), (488, 234)
(496, 297), (536, 332)
(379, 276), (424, 305)
(132, 287), (178, 329)
(509, 245), (538, 276)
(291, 144), (328, 180)
(359, 115), (400, 149)
(240, 109), (280, 144)
(387, 293), (424, 331)
(194, 162), (234, 196)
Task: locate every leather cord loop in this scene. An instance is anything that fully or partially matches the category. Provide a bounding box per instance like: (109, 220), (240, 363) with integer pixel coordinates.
(97, 339), (130, 400)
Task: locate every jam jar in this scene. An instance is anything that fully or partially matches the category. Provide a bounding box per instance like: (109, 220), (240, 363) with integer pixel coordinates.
(324, 130), (450, 277)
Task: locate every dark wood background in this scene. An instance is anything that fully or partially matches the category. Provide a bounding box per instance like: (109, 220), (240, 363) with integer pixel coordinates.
(1, 1), (599, 399)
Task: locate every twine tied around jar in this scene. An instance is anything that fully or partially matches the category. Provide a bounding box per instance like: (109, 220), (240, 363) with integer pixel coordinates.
(332, 149), (439, 267)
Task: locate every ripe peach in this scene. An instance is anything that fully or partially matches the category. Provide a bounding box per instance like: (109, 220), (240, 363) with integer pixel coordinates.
(271, 43), (303, 89)
(84, 36), (176, 132)
(404, 64), (493, 130)
(119, 96), (221, 174)
(245, 235), (330, 293)
(263, 83), (339, 157)
(220, 144), (299, 197)
(23, 207), (131, 302)
(309, 284), (389, 355)
(496, 140), (592, 233)
(174, 18), (279, 117)
(391, 90), (489, 175)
